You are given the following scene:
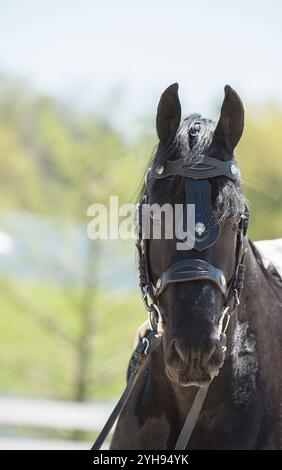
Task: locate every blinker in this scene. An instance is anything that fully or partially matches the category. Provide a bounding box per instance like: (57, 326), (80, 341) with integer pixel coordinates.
(183, 179), (220, 251)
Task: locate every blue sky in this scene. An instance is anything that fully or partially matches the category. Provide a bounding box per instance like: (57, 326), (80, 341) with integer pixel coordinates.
(0, 0), (282, 129)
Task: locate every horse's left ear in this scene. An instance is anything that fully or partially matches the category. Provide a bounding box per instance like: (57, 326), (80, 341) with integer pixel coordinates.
(214, 85), (244, 154)
(156, 83), (181, 144)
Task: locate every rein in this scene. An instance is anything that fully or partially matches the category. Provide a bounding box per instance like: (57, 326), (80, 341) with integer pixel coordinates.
(91, 154), (249, 450)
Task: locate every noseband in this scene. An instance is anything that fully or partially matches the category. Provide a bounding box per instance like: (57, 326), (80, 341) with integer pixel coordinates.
(136, 154), (249, 339)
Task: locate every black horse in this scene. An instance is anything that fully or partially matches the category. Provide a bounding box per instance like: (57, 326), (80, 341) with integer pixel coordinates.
(110, 84), (282, 450)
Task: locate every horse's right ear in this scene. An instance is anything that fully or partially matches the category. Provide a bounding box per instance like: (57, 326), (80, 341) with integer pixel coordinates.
(156, 83), (181, 144)
(214, 85), (244, 154)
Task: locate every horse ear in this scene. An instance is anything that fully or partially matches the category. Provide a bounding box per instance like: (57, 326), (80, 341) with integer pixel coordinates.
(214, 85), (244, 154)
(156, 83), (181, 144)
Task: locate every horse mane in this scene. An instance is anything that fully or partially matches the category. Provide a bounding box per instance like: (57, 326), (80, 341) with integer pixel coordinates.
(249, 239), (282, 302)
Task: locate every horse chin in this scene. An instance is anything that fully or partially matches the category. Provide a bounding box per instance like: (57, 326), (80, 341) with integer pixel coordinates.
(165, 366), (214, 388)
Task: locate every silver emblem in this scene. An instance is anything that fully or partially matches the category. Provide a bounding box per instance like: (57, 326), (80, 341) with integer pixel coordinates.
(195, 222), (206, 236)
(230, 164), (238, 176)
(156, 165), (164, 175)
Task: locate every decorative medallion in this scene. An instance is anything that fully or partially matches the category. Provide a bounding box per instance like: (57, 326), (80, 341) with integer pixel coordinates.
(195, 222), (206, 236)
(230, 164), (238, 176)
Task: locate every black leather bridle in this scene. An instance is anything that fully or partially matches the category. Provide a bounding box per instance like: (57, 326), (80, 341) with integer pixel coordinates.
(136, 155), (249, 341)
(92, 154), (249, 451)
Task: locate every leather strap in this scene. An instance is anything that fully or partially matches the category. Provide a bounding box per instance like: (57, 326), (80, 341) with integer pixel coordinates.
(154, 259), (228, 299)
(91, 330), (162, 450)
(152, 156), (240, 181)
(91, 329), (212, 451)
(91, 373), (137, 450)
(174, 383), (210, 450)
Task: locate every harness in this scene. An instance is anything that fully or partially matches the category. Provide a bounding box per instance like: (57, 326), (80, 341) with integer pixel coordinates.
(138, 155), (248, 339)
(92, 151), (249, 451)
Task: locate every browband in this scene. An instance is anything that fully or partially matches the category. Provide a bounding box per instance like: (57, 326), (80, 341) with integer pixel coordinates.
(154, 259), (228, 299)
(152, 156), (240, 181)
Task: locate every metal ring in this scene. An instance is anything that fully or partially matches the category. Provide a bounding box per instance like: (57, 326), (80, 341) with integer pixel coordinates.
(151, 303), (162, 321)
(222, 314), (231, 334)
(217, 306), (230, 335)
(148, 311), (155, 331)
(151, 303), (165, 337)
(143, 296), (154, 312)
(234, 289), (240, 306)
(142, 337), (150, 355)
(141, 285), (156, 312)
(218, 306), (230, 325)
(147, 304), (164, 335)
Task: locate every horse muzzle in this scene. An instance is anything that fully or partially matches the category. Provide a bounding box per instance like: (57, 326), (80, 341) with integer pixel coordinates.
(164, 336), (225, 387)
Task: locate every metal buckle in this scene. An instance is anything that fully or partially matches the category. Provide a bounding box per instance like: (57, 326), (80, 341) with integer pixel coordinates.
(234, 288), (240, 306)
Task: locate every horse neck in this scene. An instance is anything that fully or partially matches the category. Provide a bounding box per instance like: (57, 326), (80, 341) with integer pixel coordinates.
(228, 238), (282, 385)
(223, 239), (262, 389)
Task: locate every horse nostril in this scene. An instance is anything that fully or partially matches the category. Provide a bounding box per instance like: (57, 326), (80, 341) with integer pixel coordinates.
(174, 340), (188, 364)
(205, 342), (217, 362)
(165, 337), (224, 380)
(166, 339), (188, 368)
(206, 340), (224, 371)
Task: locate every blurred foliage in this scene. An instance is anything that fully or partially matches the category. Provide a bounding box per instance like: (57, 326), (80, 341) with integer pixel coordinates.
(0, 76), (155, 401)
(0, 78), (154, 218)
(0, 280), (143, 400)
(0, 76), (281, 402)
(238, 104), (282, 240)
